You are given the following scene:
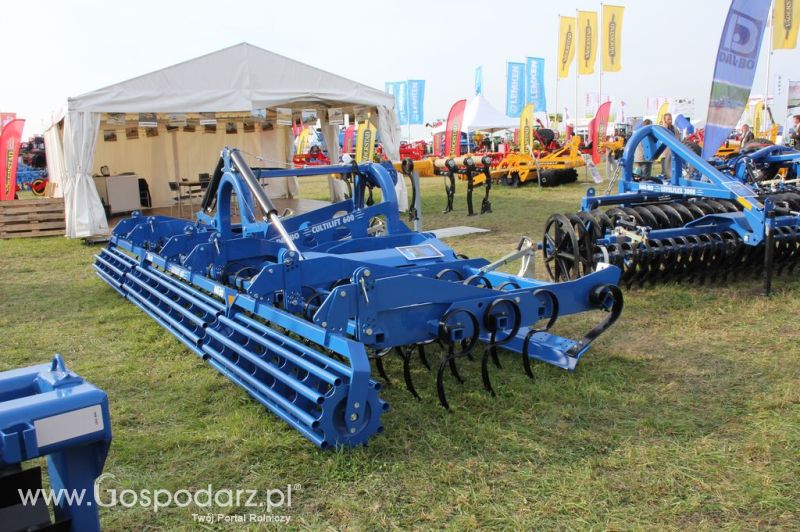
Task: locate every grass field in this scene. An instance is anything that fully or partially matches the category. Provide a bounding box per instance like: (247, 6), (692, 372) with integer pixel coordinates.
(1, 174), (799, 530)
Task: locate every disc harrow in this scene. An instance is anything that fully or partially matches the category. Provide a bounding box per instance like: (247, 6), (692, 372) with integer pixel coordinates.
(542, 125), (800, 292)
(95, 148), (623, 448)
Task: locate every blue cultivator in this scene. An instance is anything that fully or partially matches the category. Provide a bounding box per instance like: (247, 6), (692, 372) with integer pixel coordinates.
(95, 148), (623, 448)
(542, 125), (800, 294)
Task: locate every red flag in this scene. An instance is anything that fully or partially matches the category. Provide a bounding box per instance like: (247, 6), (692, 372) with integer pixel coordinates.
(591, 101), (612, 165)
(343, 125), (355, 153)
(1, 118), (25, 201)
(432, 132), (443, 157)
(444, 99), (466, 158)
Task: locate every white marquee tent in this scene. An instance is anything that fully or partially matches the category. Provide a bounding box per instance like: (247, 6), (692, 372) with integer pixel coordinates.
(45, 43), (403, 238)
(431, 95), (518, 135)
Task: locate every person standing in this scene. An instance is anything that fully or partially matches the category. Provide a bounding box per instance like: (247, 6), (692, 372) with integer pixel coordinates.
(789, 115), (800, 148)
(633, 119), (654, 180)
(739, 124), (755, 148)
(660, 113), (680, 179)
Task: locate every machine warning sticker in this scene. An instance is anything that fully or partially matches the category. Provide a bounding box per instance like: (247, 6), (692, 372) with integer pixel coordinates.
(396, 244), (445, 260)
(34, 405), (104, 448)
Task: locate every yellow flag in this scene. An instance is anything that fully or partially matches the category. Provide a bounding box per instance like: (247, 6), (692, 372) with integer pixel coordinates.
(355, 116), (376, 163)
(577, 11), (598, 75)
(602, 5), (624, 72)
(656, 101), (669, 126)
(753, 101), (764, 135)
(296, 127), (310, 155)
(774, 0), (800, 49)
(558, 16), (576, 79)
(519, 103), (535, 153)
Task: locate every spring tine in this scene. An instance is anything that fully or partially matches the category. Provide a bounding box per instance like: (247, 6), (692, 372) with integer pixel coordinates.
(396, 346), (420, 400)
(481, 346), (497, 397)
(375, 357), (391, 384)
(463, 340), (474, 361)
(490, 347), (503, 369)
(436, 345), (457, 409)
(449, 357), (464, 383)
(417, 344), (431, 370)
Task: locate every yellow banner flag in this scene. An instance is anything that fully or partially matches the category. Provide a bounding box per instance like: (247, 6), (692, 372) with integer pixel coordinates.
(753, 101), (764, 135)
(519, 103), (535, 153)
(578, 11), (598, 75)
(296, 127), (311, 155)
(656, 101), (670, 126)
(558, 16), (576, 79)
(602, 5), (624, 72)
(355, 116), (376, 164)
(774, 0), (800, 49)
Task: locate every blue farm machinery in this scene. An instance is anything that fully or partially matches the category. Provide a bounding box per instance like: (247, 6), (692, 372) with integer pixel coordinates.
(542, 125), (800, 294)
(0, 355), (111, 532)
(94, 148), (624, 448)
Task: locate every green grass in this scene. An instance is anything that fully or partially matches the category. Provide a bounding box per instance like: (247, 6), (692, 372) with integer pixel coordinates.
(1, 174), (799, 530)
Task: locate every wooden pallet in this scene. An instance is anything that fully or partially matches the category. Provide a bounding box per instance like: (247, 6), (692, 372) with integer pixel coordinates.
(0, 198), (66, 239)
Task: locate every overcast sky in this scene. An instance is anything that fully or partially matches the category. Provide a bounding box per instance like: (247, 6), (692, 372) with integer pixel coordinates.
(2, 0), (798, 137)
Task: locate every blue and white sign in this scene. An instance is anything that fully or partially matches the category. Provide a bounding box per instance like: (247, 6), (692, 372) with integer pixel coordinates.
(407, 80), (425, 125)
(385, 81), (409, 125)
(525, 57), (547, 112)
(506, 62), (525, 117)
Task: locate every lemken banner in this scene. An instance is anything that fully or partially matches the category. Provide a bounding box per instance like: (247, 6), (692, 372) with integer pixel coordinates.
(525, 57), (546, 113)
(386, 80), (425, 125)
(475, 66), (483, 95)
(407, 80), (425, 125)
(385, 82), (409, 125)
(506, 62), (526, 117)
(702, 0), (771, 159)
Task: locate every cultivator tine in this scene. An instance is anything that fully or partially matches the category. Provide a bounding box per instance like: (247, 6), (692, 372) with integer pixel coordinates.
(481, 342), (498, 397)
(371, 348), (393, 384)
(417, 343), (431, 370)
(395, 346), (421, 400)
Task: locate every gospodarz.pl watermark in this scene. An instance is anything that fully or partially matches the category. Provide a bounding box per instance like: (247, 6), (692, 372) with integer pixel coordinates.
(17, 473), (298, 524)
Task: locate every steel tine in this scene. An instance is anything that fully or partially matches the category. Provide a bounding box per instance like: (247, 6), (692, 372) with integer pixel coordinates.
(396, 347), (420, 400)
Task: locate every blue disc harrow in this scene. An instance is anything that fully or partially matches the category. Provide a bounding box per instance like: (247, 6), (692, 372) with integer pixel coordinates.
(542, 125), (800, 293)
(95, 148), (623, 448)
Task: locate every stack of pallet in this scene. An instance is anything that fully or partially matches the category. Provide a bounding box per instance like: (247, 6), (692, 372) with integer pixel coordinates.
(0, 198), (65, 239)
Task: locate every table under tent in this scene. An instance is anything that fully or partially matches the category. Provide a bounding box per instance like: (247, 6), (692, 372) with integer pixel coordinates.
(44, 42), (404, 238)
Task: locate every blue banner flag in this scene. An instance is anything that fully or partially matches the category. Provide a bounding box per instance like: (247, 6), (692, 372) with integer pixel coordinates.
(525, 57), (547, 112)
(407, 80), (425, 125)
(385, 81), (409, 125)
(475, 66), (483, 95)
(702, 0), (771, 159)
(506, 62), (525, 117)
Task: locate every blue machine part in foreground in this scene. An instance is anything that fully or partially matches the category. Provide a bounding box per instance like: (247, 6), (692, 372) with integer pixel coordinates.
(94, 148), (623, 449)
(542, 125), (800, 292)
(0, 355), (111, 532)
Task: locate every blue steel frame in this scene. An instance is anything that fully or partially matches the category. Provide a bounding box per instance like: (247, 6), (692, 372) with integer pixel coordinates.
(95, 148), (623, 448)
(0, 355), (111, 532)
(581, 125), (800, 246)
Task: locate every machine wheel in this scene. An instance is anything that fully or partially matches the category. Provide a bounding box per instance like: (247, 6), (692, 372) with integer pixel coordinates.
(543, 214), (581, 281)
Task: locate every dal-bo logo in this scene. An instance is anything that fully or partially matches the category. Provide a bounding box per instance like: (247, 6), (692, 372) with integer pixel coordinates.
(718, 10), (762, 69)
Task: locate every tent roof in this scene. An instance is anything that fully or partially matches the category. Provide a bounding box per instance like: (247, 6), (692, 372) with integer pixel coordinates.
(462, 94), (518, 131)
(67, 42), (394, 113)
(431, 95), (517, 134)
